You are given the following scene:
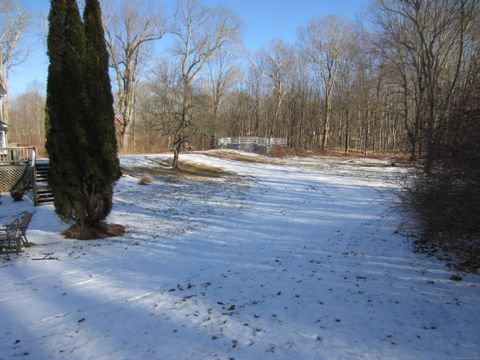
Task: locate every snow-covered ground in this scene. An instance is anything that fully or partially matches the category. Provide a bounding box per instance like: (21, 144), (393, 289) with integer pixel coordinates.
(0, 151), (479, 360)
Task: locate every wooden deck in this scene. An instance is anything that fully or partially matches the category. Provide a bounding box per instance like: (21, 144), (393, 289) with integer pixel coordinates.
(0, 147), (36, 193)
(0, 147), (35, 166)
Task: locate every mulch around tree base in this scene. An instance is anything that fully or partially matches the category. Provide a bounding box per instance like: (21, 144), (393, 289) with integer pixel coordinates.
(62, 223), (125, 240)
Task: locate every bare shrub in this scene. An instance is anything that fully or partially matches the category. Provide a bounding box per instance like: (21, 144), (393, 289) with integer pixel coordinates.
(407, 96), (480, 271)
(138, 175), (152, 185)
(269, 145), (288, 158)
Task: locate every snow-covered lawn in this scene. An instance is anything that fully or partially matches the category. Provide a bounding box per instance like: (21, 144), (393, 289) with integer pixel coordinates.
(1, 151), (479, 360)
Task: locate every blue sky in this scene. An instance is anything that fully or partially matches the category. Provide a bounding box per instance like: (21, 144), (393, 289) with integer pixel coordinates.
(10, 0), (368, 96)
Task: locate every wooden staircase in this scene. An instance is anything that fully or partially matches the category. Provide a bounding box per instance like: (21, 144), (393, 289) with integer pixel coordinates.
(34, 162), (54, 205)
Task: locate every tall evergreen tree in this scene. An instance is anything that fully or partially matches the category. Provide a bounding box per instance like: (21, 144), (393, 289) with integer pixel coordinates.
(46, 0), (90, 227)
(81, 0), (120, 227)
(46, 0), (120, 238)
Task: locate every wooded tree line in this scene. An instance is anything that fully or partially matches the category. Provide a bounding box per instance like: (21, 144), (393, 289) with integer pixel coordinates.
(5, 0), (480, 164)
(8, 81), (45, 149)
(124, 9), (412, 157)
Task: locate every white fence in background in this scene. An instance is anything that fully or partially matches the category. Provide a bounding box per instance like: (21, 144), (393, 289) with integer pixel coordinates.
(217, 137), (287, 151)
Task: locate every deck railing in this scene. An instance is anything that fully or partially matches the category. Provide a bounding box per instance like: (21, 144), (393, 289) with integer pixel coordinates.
(0, 147), (36, 165)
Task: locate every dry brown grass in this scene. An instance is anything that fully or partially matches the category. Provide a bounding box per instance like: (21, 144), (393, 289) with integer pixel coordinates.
(267, 147), (409, 163)
(323, 149), (411, 164)
(340, 161), (393, 168)
(202, 151), (276, 164)
(123, 159), (233, 179)
(372, 151), (411, 163)
(268, 147), (313, 158)
(268, 146), (289, 158)
(138, 175), (153, 185)
(172, 161), (233, 178)
(205, 148), (410, 165)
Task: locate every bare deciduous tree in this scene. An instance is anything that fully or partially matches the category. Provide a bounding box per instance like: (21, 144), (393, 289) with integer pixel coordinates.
(0, 0), (29, 125)
(299, 15), (354, 152)
(168, 0), (241, 168)
(207, 45), (242, 139)
(9, 81), (45, 149)
(372, 0), (478, 166)
(254, 40), (296, 138)
(103, 0), (166, 151)
(100, 0), (478, 162)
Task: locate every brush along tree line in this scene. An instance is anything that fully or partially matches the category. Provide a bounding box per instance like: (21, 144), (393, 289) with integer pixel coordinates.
(45, 0), (120, 239)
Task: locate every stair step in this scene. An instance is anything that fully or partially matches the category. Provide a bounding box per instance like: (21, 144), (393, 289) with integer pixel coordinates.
(37, 188), (53, 193)
(37, 187), (52, 193)
(37, 194), (53, 201)
(34, 162), (53, 206)
(37, 193), (53, 198)
(36, 199), (53, 204)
